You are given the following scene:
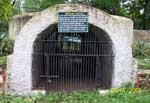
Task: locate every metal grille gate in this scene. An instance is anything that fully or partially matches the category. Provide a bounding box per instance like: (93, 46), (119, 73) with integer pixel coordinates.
(32, 28), (114, 91)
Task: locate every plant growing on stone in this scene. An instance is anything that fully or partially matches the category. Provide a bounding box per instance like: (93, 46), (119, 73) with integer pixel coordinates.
(138, 59), (150, 69)
(0, 56), (7, 68)
(132, 42), (149, 59)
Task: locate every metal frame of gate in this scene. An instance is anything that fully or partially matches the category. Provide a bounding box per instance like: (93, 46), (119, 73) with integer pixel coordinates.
(32, 27), (114, 92)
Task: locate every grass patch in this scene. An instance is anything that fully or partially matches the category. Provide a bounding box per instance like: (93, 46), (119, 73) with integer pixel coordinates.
(138, 58), (150, 69)
(0, 90), (150, 103)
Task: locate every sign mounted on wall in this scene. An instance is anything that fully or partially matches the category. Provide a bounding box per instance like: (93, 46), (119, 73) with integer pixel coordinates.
(58, 12), (88, 33)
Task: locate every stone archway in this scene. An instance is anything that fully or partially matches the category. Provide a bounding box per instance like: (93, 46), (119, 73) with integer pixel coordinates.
(9, 4), (133, 94)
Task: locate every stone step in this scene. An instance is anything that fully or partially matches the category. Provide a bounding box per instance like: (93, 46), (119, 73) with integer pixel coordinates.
(0, 75), (2, 83)
(138, 69), (150, 74)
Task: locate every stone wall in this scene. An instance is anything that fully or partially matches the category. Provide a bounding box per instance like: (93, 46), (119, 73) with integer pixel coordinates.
(9, 13), (37, 40)
(9, 13), (150, 44)
(133, 30), (150, 43)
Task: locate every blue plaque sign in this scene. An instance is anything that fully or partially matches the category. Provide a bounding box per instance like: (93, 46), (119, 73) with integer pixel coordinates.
(58, 12), (88, 33)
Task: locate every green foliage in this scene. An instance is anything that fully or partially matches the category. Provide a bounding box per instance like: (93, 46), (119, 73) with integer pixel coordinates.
(0, 56), (7, 68)
(0, 33), (14, 56)
(132, 42), (150, 59)
(121, 82), (133, 88)
(0, 33), (13, 68)
(122, 0), (150, 30)
(109, 87), (142, 98)
(71, 0), (124, 15)
(22, 0), (123, 15)
(92, 0), (123, 15)
(0, 0), (12, 35)
(39, 0), (64, 10)
(122, 0), (142, 29)
(0, 90), (150, 103)
(0, 0), (13, 22)
(10, 0), (150, 29)
(132, 42), (150, 69)
(23, 0), (64, 12)
(0, 22), (8, 32)
(138, 59), (150, 69)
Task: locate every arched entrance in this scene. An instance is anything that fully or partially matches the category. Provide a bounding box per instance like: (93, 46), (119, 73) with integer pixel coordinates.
(32, 24), (114, 91)
(9, 4), (133, 94)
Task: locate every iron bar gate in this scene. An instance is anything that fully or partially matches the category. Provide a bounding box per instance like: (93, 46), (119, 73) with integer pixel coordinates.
(32, 28), (114, 92)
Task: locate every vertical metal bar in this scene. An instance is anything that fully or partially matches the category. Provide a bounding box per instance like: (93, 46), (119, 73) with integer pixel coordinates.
(85, 55), (88, 90)
(89, 56), (94, 89)
(62, 45), (64, 91)
(66, 54), (68, 91)
(78, 55), (81, 90)
(49, 42), (52, 91)
(45, 55), (50, 92)
(107, 56), (110, 88)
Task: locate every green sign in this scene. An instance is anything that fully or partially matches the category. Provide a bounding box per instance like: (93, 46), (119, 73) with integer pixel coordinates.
(64, 36), (81, 43)
(58, 12), (88, 33)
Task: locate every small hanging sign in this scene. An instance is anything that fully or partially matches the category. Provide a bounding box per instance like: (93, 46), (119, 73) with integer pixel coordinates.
(58, 12), (88, 33)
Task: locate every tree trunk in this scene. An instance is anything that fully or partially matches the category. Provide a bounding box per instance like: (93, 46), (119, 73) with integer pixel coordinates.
(111, 0), (117, 15)
(12, 0), (16, 5)
(142, 0), (148, 30)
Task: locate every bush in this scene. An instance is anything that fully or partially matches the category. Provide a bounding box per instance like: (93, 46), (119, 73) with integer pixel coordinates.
(0, 56), (7, 68)
(0, 33), (14, 68)
(132, 42), (150, 69)
(132, 42), (150, 59)
(0, 33), (14, 56)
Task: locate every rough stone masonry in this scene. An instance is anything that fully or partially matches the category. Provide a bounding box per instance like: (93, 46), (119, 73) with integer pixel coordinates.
(7, 4), (137, 95)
